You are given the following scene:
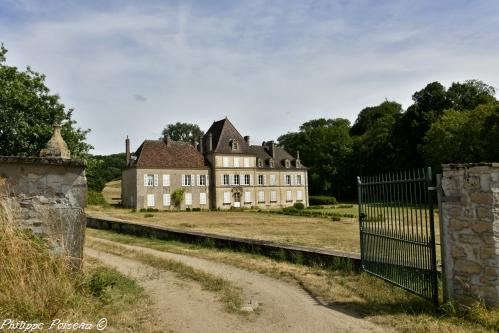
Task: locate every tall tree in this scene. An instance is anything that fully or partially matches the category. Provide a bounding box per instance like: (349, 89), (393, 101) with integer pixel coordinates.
(0, 44), (91, 157)
(161, 122), (204, 143)
(446, 80), (496, 112)
(278, 118), (353, 197)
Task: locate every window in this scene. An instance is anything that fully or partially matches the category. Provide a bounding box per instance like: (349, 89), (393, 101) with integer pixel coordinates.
(223, 191), (231, 204)
(257, 159), (263, 167)
(234, 157), (240, 167)
(286, 191), (292, 202)
(200, 193), (207, 205)
(269, 175), (276, 185)
(163, 194), (171, 206)
(244, 191), (251, 203)
(234, 192), (240, 202)
(182, 175), (192, 186)
(244, 174), (250, 185)
(285, 159), (290, 168)
(162, 175), (170, 187)
(199, 175), (207, 186)
(285, 175), (291, 185)
(269, 159), (274, 168)
(296, 175), (302, 185)
(297, 190), (303, 201)
(232, 140), (239, 150)
(233, 174), (240, 185)
(244, 158), (250, 167)
(185, 193), (192, 205)
(258, 191), (265, 203)
(144, 174), (154, 187)
(223, 174), (230, 185)
(223, 156), (229, 167)
(258, 175), (264, 185)
(270, 191), (277, 202)
(146, 194), (155, 207)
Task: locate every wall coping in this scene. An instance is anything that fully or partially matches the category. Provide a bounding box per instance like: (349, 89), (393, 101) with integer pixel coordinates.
(0, 156), (86, 167)
(442, 162), (499, 170)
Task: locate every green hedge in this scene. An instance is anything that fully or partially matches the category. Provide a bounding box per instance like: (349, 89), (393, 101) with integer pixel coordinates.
(87, 191), (109, 206)
(309, 195), (337, 205)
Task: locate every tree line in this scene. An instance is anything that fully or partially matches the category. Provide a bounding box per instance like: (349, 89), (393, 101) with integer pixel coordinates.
(1, 43), (498, 197)
(278, 80), (498, 199)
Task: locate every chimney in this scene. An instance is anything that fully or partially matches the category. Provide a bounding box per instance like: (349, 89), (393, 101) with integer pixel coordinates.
(39, 124), (71, 159)
(125, 136), (130, 166)
(208, 133), (213, 152)
(296, 150), (300, 160)
(199, 136), (204, 153)
(244, 136), (250, 145)
(268, 141), (276, 158)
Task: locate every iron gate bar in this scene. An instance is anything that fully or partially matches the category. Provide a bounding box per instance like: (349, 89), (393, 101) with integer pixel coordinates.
(358, 167), (439, 306)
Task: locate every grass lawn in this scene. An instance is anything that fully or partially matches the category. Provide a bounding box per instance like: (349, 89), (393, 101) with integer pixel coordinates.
(87, 206), (362, 253)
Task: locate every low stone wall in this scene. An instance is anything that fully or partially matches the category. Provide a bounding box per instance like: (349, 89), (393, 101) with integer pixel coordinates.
(0, 156), (87, 267)
(440, 163), (499, 307)
(87, 216), (361, 271)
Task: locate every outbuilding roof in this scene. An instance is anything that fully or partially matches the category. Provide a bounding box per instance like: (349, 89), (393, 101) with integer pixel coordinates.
(132, 140), (207, 169)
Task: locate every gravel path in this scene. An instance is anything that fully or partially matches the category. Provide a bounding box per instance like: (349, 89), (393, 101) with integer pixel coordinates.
(85, 237), (386, 333)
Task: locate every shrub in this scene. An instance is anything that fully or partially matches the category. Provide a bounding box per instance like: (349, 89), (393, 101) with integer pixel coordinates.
(87, 190), (109, 206)
(293, 202), (305, 210)
(172, 188), (185, 209)
(144, 213), (154, 218)
(309, 195), (337, 205)
(192, 208), (201, 212)
(185, 208), (191, 212)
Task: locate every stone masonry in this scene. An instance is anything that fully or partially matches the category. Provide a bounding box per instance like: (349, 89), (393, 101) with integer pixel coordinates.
(0, 125), (87, 268)
(440, 163), (499, 307)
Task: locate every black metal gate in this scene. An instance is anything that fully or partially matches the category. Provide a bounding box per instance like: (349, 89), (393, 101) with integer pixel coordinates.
(357, 167), (439, 305)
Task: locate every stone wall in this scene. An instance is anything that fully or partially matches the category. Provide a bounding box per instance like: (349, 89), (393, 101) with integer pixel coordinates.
(0, 156), (87, 267)
(440, 163), (499, 307)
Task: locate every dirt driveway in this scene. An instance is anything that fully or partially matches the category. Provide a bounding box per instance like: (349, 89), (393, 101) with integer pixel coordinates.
(85, 237), (385, 333)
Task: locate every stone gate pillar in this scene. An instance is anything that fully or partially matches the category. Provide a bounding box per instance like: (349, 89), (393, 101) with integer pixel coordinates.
(440, 163), (499, 307)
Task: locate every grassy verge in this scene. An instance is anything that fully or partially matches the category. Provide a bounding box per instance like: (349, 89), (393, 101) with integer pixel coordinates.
(86, 228), (499, 333)
(0, 196), (164, 332)
(86, 238), (246, 314)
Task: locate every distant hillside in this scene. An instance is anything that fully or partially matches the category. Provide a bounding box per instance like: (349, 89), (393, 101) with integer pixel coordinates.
(86, 153), (125, 192)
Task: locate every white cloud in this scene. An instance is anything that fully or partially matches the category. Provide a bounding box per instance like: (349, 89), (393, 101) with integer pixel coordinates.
(1, 0), (499, 153)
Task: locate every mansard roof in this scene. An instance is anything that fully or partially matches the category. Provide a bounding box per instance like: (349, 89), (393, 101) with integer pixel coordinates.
(249, 144), (306, 169)
(204, 118), (252, 154)
(132, 139), (207, 169)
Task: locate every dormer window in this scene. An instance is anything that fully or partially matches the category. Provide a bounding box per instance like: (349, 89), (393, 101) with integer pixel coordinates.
(231, 139), (239, 150)
(285, 159), (291, 168)
(257, 158), (263, 167)
(269, 159), (274, 168)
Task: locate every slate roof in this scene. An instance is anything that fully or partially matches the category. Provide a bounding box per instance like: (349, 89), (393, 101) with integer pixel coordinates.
(249, 145), (306, 169)
(131, 140), (207, 169)
(204, 118), (252, 154)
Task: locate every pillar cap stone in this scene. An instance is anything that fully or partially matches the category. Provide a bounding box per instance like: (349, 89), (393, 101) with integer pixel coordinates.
(39, 124), (71, 159)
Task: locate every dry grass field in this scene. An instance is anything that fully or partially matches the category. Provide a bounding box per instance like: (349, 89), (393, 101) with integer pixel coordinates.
(87, 206), (361, 253)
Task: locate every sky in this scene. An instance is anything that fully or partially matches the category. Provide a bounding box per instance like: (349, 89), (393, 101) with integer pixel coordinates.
(1, 0), (499, 154)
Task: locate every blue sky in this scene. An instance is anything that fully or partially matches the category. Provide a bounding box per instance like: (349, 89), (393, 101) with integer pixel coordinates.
(1, 0), (498, 154)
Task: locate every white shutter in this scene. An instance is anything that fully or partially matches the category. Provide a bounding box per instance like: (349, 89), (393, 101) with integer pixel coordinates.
(200, 193), (207, 205)
(206, 175), (209, 186)
(221, 174), (224, 186)
(163, 194), (171, 206)
(240, 174), (243, 185)
(154, 174), (159, 186)
(144, 174), (148, 186)
(283, 175), (286, 185)
(250, 174), (253, 185)
(230, 174), (234, 185)
(181, 174), (185, 186)
(163, 175), (170, 187)
(147, 194), (155, 207)
(197, 175), (201, 186)
(234, 157), (239, 167)
(191, 175), (195, 186)
(263, 175), (266, 185)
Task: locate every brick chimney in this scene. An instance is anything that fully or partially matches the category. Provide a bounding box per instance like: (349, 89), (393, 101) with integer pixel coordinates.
(267, 141), (276, 158)
(198, 136), (204, 153)
(125, 136), (130, 166)
(244, 136), (250, 145)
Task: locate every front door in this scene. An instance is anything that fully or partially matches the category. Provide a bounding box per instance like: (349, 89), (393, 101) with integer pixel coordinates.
(233, 192), (241, 208)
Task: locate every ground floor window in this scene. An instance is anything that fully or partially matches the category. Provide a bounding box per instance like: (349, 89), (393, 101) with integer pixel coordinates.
(297, 190), (303, 201)
(286, 190), (292, 202)
(185, 192), (192, 205)
(223, 191), (231, 204)
(163, 193), (170, 206)
(147, 194), (155, 207)
(200, 192), (207, 205)
(258, 191), (265, 203)
(270, 191), (277, 202)
(244, 191), (251, 203)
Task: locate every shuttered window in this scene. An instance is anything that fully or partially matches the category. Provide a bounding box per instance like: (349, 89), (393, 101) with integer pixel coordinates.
(258, 191), (265, 203)
(244, 174), (250, 185)
(200, 193), (207, 205)
(185, 193), (192, 205)
(163, 194), (171, 206)
(244, 158), (250, 167)
(163, 175), (170, 186)
(297, 190), (303, 201)
(270, 191), (277, 202)
(234, 157), (240, 167)
(146, 194), (155, 207)
(223, 191), (231, 204)
(223, 157), (229, 167)
(269, 175), (276, 185)
(244, 191), (251, 203)
(258, 175), (264, 185)
(144, 174), (154, 187)
(286, 191), (292, 202)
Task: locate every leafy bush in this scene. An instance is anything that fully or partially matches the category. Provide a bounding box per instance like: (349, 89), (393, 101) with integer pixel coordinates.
(186, 208), (191, 212)
(293, 202), (305, 210)
(172, 188), (185, 209)
(87, 190), (109, 206)
(309, 195), (337, 205)
(144, 213), (154, 218)
(192, 208), (201, 212)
